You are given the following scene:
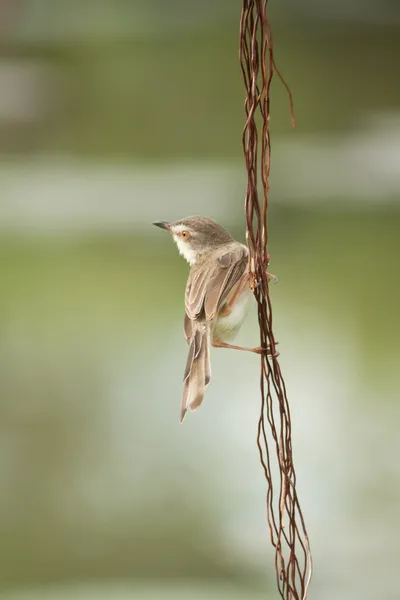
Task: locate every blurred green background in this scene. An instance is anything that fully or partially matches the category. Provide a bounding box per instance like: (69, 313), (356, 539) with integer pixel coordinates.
(0, 1), (399, 599)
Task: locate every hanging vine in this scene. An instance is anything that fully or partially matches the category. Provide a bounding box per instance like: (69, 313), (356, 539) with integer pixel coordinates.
(239, 2), (312, 599)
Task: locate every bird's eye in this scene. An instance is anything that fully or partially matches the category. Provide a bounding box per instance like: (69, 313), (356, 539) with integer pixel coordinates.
(181, 230), (190, 239)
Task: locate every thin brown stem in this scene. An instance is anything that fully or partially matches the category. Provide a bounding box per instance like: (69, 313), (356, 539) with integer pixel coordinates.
(239, 2), (312, 598)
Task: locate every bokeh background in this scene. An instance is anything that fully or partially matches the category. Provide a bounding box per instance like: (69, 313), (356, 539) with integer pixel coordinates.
(0, 1), (399, 599)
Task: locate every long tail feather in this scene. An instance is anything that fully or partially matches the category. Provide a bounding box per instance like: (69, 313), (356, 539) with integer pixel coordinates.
(180, 324), (211, 423)
(204, 329), (211, 388)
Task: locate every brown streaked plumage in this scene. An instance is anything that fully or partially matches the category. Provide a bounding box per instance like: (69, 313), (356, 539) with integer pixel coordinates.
(153, 216), (277, 423)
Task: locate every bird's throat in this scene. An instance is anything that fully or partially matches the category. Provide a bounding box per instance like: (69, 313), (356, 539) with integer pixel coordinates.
(174, 237), (198, 265)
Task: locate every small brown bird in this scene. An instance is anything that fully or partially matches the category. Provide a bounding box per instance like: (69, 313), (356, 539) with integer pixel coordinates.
(153, 216), (277, 423)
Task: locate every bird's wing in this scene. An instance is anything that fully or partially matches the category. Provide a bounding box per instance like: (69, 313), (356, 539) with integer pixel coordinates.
(185, 244), (248, 324)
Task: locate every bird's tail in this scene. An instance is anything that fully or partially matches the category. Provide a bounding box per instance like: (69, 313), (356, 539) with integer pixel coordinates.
(181, 323), (211, 423)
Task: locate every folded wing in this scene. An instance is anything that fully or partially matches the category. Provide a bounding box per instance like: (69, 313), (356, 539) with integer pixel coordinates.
(180, 244), (248, 422)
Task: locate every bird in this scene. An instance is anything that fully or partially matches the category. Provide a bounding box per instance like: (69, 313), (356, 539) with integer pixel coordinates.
(153, 216), (278, 423)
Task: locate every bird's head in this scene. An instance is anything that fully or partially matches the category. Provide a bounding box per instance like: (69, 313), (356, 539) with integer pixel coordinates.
(153, 216), (233, 265)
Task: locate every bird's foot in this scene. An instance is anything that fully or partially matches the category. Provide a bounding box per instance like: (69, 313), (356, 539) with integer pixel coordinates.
(249, 271), (279, 291)
(212, 340), (279, 357)
(267, 271), (279, 284)
(254, 344), (280, 357)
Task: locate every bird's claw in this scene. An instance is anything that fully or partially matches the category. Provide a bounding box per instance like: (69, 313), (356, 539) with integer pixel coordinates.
(267, 272), (279, 284)
(256, 344), (280, 357)
(249, 272), (278, 291)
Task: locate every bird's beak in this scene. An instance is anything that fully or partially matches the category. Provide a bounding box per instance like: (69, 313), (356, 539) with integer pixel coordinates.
(152, 221), (172, 231)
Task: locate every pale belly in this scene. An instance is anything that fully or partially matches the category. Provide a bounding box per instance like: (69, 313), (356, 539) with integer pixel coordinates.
(213, 286), (254, 342)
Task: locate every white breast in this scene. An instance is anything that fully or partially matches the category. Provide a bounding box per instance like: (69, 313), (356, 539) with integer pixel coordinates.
(213, 285), (253, 342)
